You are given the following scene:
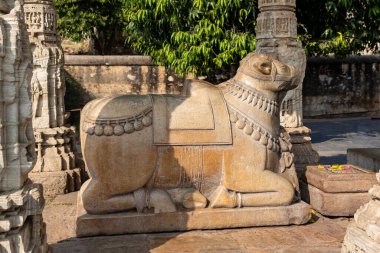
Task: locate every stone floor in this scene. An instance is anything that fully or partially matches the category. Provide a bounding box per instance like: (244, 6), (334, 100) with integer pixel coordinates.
(45, 192), (349, 253)
(305, 117), (380, 164)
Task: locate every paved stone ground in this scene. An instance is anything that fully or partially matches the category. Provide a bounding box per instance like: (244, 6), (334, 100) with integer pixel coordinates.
(44, 193), (349, 253)
(305, 117), (380, 164)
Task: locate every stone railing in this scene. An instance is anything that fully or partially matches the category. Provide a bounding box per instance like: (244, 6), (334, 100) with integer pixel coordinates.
(64, 55), (184, 109)
(303, 55), (380, 117)
(64, 55), (380, 117)
(65, 55), (153, 66)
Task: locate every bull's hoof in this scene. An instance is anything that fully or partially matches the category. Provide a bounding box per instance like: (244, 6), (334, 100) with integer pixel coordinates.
(209, 186), (238, 208)
(183, 190), (207, 209)
(150, 189), (177, 213)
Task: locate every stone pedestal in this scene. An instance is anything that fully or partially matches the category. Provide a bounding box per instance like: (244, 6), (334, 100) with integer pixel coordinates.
(29, 169), (81, 198)
(286, 127), (319, 177)
(29, 127), (83, 199)
(342, 173), (380, 252)
(302, 165), (377, 216)
(23, 0), (83, 199)
(76, 197), (311, 237)
(348, 148), (380, 173)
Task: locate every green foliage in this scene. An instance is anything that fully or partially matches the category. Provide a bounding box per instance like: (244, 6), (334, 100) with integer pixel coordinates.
(298, 0), (380, 56)
(122, 0), (257, 75)
(55, 0), (124, 54)
(55, 0), (380, 75)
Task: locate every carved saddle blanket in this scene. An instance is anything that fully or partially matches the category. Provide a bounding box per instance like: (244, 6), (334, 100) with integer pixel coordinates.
(152, 80), (232, 145)
(82, 80), (232, 145)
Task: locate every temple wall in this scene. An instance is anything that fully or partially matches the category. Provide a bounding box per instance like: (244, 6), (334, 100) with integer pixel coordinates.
(64, 55), (380, 117)
(64, 55), (183, 110)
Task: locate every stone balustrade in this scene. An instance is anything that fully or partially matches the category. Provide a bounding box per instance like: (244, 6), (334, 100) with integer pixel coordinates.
(64, 55), (380, 118)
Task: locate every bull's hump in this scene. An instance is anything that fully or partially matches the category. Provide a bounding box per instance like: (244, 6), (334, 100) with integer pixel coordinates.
(84, 95), (153, 122)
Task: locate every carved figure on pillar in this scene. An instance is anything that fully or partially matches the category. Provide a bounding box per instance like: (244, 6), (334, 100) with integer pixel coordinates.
(0, 1), (47, 252)
(23, 0), (83, 199)
(256, 0), (302, 128)
(255, 0), (319, 174)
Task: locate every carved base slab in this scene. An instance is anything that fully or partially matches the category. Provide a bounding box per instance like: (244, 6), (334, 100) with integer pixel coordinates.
(76, 201), (311, 237)
(342, 225), (380, 253)
(29, 169), (83, 199)
(301, 182), (371, 217)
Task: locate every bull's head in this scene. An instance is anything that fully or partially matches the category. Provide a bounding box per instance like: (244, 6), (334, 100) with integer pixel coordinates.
(234, 54), (298, 96)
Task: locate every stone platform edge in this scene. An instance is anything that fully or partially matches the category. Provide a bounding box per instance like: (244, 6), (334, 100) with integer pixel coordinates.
(76, 201), (311, 237)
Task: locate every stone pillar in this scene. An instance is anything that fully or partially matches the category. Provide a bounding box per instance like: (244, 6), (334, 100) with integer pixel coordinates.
(23, 0), (83, 199)
(0, 1), (47, 252)
(255, 0), (319, 175)
(342, 173), (380, 252)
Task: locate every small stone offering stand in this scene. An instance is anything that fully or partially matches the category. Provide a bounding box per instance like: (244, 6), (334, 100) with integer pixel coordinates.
(302, 164), (377, 216)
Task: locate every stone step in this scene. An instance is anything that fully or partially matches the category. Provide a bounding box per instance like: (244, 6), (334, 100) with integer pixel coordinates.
(348, 148), (380, 172)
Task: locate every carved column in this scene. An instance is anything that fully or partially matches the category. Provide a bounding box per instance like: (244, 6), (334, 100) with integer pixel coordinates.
(255, 0), (319, 175)
(0, 1), (47, 252)
(23, 0), (83, 199)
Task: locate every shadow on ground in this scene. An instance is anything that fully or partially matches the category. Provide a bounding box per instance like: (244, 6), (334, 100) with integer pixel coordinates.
(304, 117), (380, 165)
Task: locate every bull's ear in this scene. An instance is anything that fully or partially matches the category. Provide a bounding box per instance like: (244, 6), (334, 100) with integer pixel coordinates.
(239, 53), (254, 66)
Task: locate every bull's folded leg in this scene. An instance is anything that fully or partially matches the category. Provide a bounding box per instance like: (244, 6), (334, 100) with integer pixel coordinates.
(238, 171), (294, 207)
(239, 175), (294, 207)
(149, 189), (177, 213)
(209, 185), (238, 208)
(209, 170), (295, 208)
(81, 180), (136, 214)
(81, 180), (177, 214)
(167, 188), (208, 209)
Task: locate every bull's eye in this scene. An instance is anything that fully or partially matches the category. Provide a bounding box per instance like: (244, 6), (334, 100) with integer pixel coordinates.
(258, 62), (272, 75)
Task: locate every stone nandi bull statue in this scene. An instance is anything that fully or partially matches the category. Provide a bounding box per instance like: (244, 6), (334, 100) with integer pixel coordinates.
(79, 54), (300, 214)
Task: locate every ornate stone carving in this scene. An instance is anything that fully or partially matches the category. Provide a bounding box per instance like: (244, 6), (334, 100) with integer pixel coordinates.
(83, 108), (153, 137)
(0, 0), (35, 192)
(24, 0), (63, 128)
(0, 181), (47, 253)
(342, 173), (380, 252)
(0, 1), (47, 252)
(227, 80), (280, 116)
(255, 0), (319, 175)
(256, 0), (303, 128)
(23, 0), (83, 198)
(76, 54), (310, 236)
